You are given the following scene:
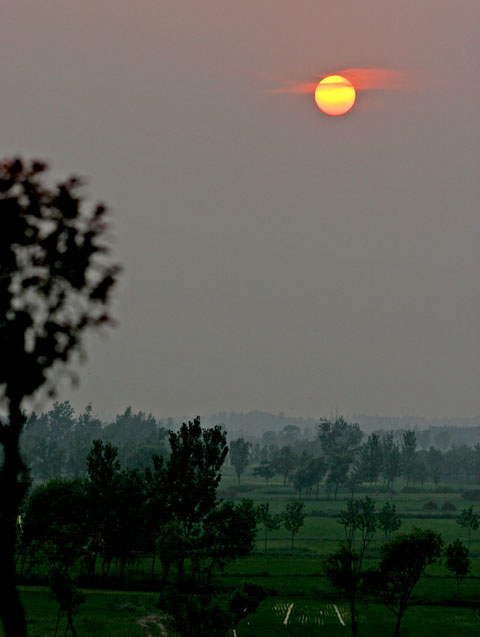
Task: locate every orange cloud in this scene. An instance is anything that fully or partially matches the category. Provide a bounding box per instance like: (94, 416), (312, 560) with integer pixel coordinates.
(268, 68), (422, 94)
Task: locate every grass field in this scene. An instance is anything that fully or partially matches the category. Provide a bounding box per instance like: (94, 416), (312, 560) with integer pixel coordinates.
(10, 464), (480, 635)
(0, 588), (157, 637)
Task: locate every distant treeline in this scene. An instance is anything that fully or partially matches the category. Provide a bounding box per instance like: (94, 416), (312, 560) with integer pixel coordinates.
(20, 403), (170, 481)
(207, 410), (480, 448)
(18, 403), (480, 485)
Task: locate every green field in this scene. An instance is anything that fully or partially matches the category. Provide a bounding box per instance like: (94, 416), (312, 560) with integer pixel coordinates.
(10, 465), (480, 635)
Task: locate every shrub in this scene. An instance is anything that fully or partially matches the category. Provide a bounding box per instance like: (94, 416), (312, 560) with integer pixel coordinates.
(441, 501), (457, 511)
(422, 501), (438, 511)
(462, 490), (480, 502)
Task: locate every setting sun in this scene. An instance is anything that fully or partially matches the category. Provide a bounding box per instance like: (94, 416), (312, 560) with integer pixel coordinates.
(314, 75), (356, 116)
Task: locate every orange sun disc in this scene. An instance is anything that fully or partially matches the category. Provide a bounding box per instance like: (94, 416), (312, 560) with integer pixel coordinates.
(314, 75), (356, 116)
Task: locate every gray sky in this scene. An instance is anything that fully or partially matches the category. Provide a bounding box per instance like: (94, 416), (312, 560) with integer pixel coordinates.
(2, 0), (479, 419)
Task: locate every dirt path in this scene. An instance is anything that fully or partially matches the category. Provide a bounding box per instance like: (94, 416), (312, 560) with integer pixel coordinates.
(136, 613), (169, 637)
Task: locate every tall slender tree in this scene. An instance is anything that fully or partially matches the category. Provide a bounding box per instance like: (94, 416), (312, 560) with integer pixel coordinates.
(229, 438), (251, 483)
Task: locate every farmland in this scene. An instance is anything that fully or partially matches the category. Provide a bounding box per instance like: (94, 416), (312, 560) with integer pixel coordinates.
(9, 463), (480, 636)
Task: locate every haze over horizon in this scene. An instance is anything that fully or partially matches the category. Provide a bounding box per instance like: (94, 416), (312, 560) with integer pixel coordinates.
(2, 0), (479, 420)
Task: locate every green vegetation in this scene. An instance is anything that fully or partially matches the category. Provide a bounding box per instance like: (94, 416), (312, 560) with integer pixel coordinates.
(6, 405), (480, 635)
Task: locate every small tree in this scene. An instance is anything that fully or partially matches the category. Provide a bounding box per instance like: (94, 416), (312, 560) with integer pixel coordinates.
(324, 497), (377, 637)
(445, 539), (470, 595)
(381, 432), (401, 491)
(357, 433), (383, 485)
(256, 503), (281, 552)
(49, 568), (85, 637)
(377, 502), (401, 541)
(85, 440), (122, 576)
(400, 430), (417, 486)
(365, 528), (443, 637)
(273, 447), (297, 486)
(229, 438), (251, 484)
(0, 158), (118, 637)
(282, 501), (305, 550)
(253, 462), (275, 483)
(456, 506), (479, 548)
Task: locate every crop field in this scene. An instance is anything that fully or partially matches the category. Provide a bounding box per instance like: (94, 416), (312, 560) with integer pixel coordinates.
(231, 599), (480, 636)
(11, 463), (480, 635)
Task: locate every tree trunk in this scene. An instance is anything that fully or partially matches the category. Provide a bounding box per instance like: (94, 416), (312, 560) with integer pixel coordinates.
(120, 555), (126, 582)
(394, 609), (405, 637)
(54, 610), (63, 637)
(67, 609), (77, 637)
(0, 399), (27, 637)
(151, 550), (157, 579)
(349, 597), (357, 637)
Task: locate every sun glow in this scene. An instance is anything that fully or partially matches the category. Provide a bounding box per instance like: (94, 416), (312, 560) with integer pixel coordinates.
(314, 75), (356, 116)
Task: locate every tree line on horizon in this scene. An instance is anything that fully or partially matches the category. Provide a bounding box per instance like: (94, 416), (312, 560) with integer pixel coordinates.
(229, 420), (480, 498)
(15, 403), (480, 492)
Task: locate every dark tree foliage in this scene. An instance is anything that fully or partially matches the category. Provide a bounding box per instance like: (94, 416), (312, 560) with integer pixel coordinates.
(273, 446), (297, 485)
(365, 528), (443, 637)
(49, 569), (85, 637)
(144, 454), (167, 578)
(229, 437), (251, 483)
(325, 498), (378, 637)
(155, 419), (263, 634)
(381, 432), (401, 491)
(21, 478), (89, 569)
(165, 581), (266, 637)
(357, 433), (382, 485)
(400, 430), (417, 486)
(282, 501), (305, 550)
(253, 461), (275, 483)
(377, 502), (401, 541)
(318, 417), (362, 499)
(106, 468), (145, 581)
(85, 440), (122, 576)
(20, 478), (88, 637)
(456, 506), (479, 548)
(0, 158), (118, 637)
(256, 503), (281, 552)
(445, 539), (470, 595)
(162, 500), (259, 637)
(164, 418), (228, 536)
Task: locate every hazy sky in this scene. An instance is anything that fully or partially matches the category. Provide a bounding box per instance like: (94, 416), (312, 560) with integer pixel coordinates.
(2, 1), (479, 420)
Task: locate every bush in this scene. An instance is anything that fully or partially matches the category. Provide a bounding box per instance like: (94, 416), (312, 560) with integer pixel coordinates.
(422, 501), (438, 511)
(462, 490), (480, 501)
(217, 488), (238, 499)
(441, 501), (457, 511)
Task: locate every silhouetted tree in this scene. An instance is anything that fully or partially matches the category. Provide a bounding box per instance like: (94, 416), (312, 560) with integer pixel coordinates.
(365, 528), (443, 637)
(400, 430), (417, 486)
(282, 501), (305, 549)
(256, 503), (281, 552)
(229, 438), (251, 483)
(318, 417), (362, 499)
(381, 432), (401, 491)
(445, 539), (470, 595)
(357, 433), (382, 485)
(456, 506), (479, 549)
(273, 446), (297, 485)
(253, 461), (275, 483)
(85, 440), (122, 576)
(325, 497), (377, 637)
(377, 502), (401, 541)
(0, 157), (118, 636)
